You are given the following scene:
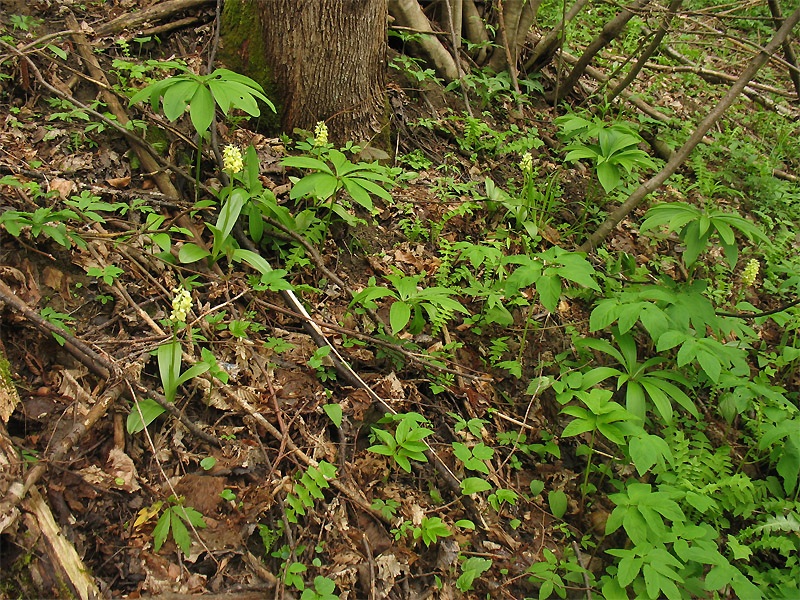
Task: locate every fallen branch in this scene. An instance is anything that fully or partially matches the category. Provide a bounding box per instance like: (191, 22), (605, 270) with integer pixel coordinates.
(93, 0), (215, 37)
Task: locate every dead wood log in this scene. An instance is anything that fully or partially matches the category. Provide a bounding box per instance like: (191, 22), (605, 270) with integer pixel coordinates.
(21, 487), (102, 600)
(94, 0), (215, 37)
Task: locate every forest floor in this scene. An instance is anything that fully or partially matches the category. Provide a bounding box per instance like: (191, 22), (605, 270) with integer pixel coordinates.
(1, 1), (800, 600)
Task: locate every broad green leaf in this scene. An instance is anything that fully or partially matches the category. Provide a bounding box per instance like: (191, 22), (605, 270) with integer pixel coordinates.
(548, 490), (568, 518)
(178, 243), (211, 263)
(232, 248), (273, 277)
(126, 398), (166, 434)
(189, 84), (214, 135)
(342, 178), (374, 211)
(597, 161), (621, 193)
(215, 187), (248, 247)
(390, 301), (411, 334)
(536, 273), (561, 313)
(161, 78), (196, 121)
(323, 403), (343, 428)
(170, 508), (191, 555)
(461, 477), (492, 495)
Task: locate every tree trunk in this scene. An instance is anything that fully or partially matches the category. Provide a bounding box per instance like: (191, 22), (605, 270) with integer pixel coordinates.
(254, 0), (388, 145)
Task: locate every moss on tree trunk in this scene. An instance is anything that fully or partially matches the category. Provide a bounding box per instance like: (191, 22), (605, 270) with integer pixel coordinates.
(219, 0), (282, 134)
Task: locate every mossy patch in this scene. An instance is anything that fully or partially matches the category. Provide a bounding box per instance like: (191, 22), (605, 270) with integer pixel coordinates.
(219, 0), (281, 134)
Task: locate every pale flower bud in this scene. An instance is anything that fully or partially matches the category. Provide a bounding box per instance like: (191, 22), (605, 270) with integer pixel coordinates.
(741, 259), (759, 287)
(222, 144), (243, 174)
(170, 286), (193, 324)
(314, 121), (328, 147)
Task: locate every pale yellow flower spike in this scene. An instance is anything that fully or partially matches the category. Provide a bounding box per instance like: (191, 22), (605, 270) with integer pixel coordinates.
(170, 286), (193, 324)
(741, 259), (760, 288)
(314, 121), (329, 147)
(222, 144), (243, 174)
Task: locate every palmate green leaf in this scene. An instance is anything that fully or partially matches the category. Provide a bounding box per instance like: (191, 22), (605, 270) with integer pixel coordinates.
(153, 509), (171, 552)
(189, 84), (214, 135)
(597, 161), (621, 193)
(170, 508), (191, 555)
(161, 78), (196, 121)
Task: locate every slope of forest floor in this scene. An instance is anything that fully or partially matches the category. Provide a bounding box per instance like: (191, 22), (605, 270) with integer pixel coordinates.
(1, 1), (800, 600)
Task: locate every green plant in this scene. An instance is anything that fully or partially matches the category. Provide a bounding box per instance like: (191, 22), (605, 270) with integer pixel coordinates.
(640, 201), (770, 268)
(300, 576), (338, 600)
(557, 114), (656, 194)
(350, 271), (468, 335)
(526, 548), (589, 600)
(391, 516), (452, 547)
(39, 307), (75, 346)
(285, 461), (337, 523)
(370, 498), (400, 521)
(368, 412), (433, 473)
(451, 441), (494, 474)
(148, 495), (206, 556)
(559, 388), (641, 498)
(86, 265), (124, 286)
(457, 556), (492, 592)
(9, 14), (41, 31)
(577, 329), (697, 424)
(283, 147), (395, 225)
(129, 65), (274, 137)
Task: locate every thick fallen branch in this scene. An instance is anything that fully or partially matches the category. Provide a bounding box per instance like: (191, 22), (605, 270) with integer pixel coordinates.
(93, 0), (215, 37)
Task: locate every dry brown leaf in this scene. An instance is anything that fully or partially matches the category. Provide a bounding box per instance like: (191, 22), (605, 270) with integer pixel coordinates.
(106, 448), (141, 491)
(48, 178), (75, 199)
(106, 176), (131, 189)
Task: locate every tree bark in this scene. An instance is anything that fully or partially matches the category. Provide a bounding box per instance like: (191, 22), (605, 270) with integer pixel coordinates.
(579, 5), (800, 252)
(255, 0), (388, 145)
(524, 0), (589, 72)
(766, 0), (800, 100)
(549, 0), (651, 103)
(390, 0), (460, 81)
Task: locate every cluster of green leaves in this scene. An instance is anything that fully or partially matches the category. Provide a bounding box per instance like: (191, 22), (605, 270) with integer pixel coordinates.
(557, 113), (657, 194)
(285, 461), (337, 523)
